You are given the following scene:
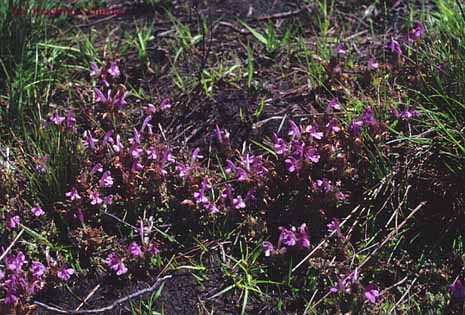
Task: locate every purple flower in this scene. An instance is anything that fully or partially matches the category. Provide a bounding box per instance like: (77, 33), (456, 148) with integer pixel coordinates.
(359, 106), (376, 125)
(262, 241), (274, 257)
(160, 98), (171, 110)
(31, 203), (45, 217)
(31, 261), (46, 278)
(131, 159), (144, 173)
(214, 125), (230, 144)
(385, 38), (402, 56)
(114, 87), (128, 107)
(35, 154), (49, 173)
(315, 178), (330, 193)
(272, 133), (288, 155)
(235, 167), (248, 181)
(5, 251), (27, 272)
(141, 115), (153, 135)
(4, 293), (18, 304)
(90, 163), (103, 175)
(105, 253), (128, 275)
(103, 130), (115, 146)
(225, 159), (236, 174)
(297, 224), (310, 249)
(330, 277), (348, 293)
(450, 279), (465, 298)
(368, 57), (379, 70)
(130, 144), (143, 159)
(279, 227), (297, 247)
(108, 60), (120, 77)
(128, 242), (142, 257)
(129, 128), (141, 145)
(50, 111), (65, 125)
(176, 164), (192, 178)
(408, 21), (424, 41)
(0, 269), (3, 280)
(327, 97), (341, 111)
(327, 218), (344, 239)
(334, 43), (347, 56)
(400, 104), (420, 120)
(232, 195), (246, 209)
(145, 103), (157, 114)
(194, 190), (208, 204)
(349, 119), (363, 136)
(112, 134), (124, 153)
(89, 191), (103, 205)
(285, 156), (298, 173)
(305, 147), (320, 163)
(104, 194), (113, 205)
(66, 186), (81, 201)
(191, 147), (203, 164)
(83, 130), (98, 150)
(205, 202), (220, 214)
(7, 215), (20, 230)
(326, 118), (341, 133)
(57, 265), (74, 281)
(288, 120), (301, 138)
(364, 283), (379, 303)
(65, 110), (76, 130)
(149, 243), (160, 256)
(89, 61), (101, 77)
(146, 147), (158, 160)
(94, 87), (109, 103)
(99, 171), (113, 188)
(309, 125), (323, 140)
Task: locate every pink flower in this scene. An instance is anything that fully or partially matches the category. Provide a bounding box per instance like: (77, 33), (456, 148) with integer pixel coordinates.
(89, 61), (101, 77)
(160, 98), (171, 110)
(297, 223), (310, 249)
(90, 163), (103, 175)
(130, 144), (142, 159)
(450, 278), (465, 298)
(89, 191), (102, 205)
(128, 128), (141, 145)
(262, 241), (274, 257)
(57, 265), (74, 281)
(149, 243), (160, 256)
(327, 97), (341, 111)
(31, 261), (46, 278)
(112, 134), (124, 153)
(128, 242), (142, 257)
(5, 251), (27, 272)
(288, 120), (301, 138)
(105, 253), (128, 275)
(108, 61), (120, 77)
(305, 147), (320, 163)
(368, 57), (379, 70)
(334, 43), (347, 56)
(145, 103), (157, 114)
(104, 194), (113, 205)
(232, 195), (246, 209)
(65, 186), (81, 201)
(141, 115), (153, 135)
(99, 171), (113, 188)
(272, 133), (288, 155)
(7, 215), (20, 230)
(309, 125), (323, 140)
(31, 203), (45, 217)
(385, 38), (402, 56)
(146, 147), (158, 160)
(364, 283), (379, 303)
(83, 130), (98, 150)
(50, 111), (65, 125)
(278, 227), (297, 247)
(103, 130), (115, 146)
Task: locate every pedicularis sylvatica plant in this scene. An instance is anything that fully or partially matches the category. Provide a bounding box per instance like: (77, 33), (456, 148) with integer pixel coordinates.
(1, 20), (441, 308)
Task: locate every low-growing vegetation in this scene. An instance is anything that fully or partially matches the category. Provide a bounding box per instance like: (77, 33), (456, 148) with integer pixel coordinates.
(1, 0), (465, 314)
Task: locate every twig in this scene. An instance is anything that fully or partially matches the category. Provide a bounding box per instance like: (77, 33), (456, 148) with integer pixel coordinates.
(0, 229), (25, 262)
(75, 284), (101, 311)
(33, 275), (172, 314)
